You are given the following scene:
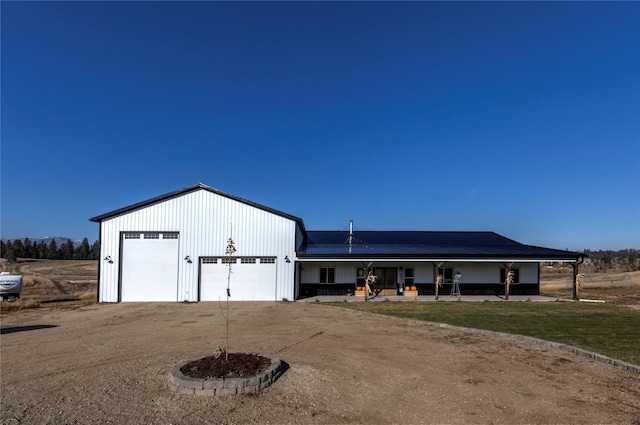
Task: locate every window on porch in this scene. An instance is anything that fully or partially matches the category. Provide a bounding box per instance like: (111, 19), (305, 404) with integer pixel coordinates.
(320, 267), (335, 284)
(438, 267), (454, 283)
(403, 268), (414, 286)
(356, 268), (366, 286)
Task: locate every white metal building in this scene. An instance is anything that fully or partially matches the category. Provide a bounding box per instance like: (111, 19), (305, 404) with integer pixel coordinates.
(90, 183), (304, 302)
(91, 183), (584, 302)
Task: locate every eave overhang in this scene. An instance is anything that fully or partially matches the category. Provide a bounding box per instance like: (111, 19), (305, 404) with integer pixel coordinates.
(295, 254), (584, 263)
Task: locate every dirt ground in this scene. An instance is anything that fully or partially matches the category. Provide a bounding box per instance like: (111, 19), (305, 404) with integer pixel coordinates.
(2, 260), (640, 424)
(2, 301), (640, 425)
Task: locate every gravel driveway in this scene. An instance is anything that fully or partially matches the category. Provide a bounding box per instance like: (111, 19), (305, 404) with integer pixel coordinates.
(2, 302), (639, 424)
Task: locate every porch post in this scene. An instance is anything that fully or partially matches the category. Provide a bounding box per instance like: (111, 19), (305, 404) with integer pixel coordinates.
(432, 262), (443, 300)
(570, 256), (584, 301)
(363, 262), (373, 302)
(502, 262), (513, 300)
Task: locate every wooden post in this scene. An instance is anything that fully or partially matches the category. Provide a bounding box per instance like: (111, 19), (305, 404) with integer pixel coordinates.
(570, 261), (582, 301)
(568, 255), (586, 300)
(502, 262), (513, 301)
(432, 262), (443, 300)
(363, 262), (373, 302)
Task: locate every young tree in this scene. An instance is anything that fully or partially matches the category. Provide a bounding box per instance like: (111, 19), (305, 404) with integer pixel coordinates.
(222, 235), (237, 361)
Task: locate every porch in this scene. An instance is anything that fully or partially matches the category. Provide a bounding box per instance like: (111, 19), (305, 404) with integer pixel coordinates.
(302, 294), (562, 303)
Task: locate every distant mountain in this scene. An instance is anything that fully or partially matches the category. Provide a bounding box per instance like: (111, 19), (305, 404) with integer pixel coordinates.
(1, 236), (83, 247)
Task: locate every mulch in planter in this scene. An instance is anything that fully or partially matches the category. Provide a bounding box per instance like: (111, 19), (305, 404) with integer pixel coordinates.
(180, 353), (272, 379)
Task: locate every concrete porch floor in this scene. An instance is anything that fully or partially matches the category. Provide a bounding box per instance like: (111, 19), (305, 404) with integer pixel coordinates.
(302, 294), (568, 303)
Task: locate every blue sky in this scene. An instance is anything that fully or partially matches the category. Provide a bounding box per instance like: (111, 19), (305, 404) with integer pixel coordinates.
(2, 2), (639, 251)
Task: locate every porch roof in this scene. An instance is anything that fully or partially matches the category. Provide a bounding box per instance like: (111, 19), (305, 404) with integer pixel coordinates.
(297, 231), (583, 261)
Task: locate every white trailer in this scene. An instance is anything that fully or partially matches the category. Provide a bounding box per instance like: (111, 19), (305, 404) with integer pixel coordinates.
(0, 272), (23, 301)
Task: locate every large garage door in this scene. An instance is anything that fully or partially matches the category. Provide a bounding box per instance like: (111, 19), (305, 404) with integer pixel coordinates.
(121, 232), (179, 302)
(200, 257), (276, 301)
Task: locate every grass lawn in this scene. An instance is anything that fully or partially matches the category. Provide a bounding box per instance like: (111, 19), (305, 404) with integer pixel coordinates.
(330, 302), (640, 366)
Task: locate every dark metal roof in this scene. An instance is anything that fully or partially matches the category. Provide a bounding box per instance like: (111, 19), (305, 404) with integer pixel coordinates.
(89, 183), (306, 230)
(297, 231), (583, 260)
(89, 184), (582, 261)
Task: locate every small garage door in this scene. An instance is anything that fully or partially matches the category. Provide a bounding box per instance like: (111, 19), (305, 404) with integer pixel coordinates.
(121, 232), (179, 302)
(200, 257), (276, 301)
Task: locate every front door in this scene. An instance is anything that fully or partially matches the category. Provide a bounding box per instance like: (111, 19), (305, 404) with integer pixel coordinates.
(373, 267), (399, 295)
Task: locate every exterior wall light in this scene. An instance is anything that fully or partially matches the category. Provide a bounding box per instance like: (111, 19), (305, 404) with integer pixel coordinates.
(184, 256), (192, 263)
(104, 256), (113, 263)
(284, 256), (290, 263)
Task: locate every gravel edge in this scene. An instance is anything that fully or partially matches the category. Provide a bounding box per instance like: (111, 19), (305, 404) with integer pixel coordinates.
(424, 321), (640, 374)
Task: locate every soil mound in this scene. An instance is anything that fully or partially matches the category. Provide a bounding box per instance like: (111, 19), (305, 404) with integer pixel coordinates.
(180, 352), (271, 379)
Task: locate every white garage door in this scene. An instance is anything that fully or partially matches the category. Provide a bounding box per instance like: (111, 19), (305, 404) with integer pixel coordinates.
(200, 257), (276, 301)
(121, 232), (179, 302)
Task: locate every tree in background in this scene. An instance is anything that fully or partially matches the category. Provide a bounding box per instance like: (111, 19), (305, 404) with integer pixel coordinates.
(77, 238), (91, 260)
(0, 238), (102, 261)
(36, 241), (48, 259)
(47, 239), (60, 260)
(89, 240), (101, 260)
(60, 239), (75, 260)
(3, 241), (16, 262)
(11, 239), (25, 259)
(23, 238), (33, 258)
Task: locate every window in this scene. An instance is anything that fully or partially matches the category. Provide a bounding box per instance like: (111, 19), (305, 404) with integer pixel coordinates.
(438, 267), (454, 283)
(403, 268), (414, 286)
(260, 258), (275, 264)
(320, 267), (335, 284)
(144, 233), (159, 239)
(221, 258), (236, 264)
(202, 258), (217, 264)
(500, 268), (520, 283)
(163, 233), (178, 239)
(241, 258), (256, 264)
(124, 233), (140, 239)
(356, 268), (366, 286)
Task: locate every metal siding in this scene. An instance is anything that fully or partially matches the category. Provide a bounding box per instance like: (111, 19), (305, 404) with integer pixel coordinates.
(97, 188), (296, 302)
(448, 263), (496, 284)
(413, 263), (434, 283)
(298, 262), (539, 286)
(450, 262), (538, 284)
(517, 263), (538, 284)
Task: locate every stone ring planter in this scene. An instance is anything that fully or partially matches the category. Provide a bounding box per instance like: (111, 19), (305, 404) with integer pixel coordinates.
(168, 353), (284, 396)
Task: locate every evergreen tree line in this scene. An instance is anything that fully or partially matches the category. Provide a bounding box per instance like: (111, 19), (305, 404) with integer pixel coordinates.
(0, 238), (100, 262)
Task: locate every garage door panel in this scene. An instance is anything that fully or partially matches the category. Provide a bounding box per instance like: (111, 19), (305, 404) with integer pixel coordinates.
(200, 258), (276, 301)
(121, 234), (179, 302)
